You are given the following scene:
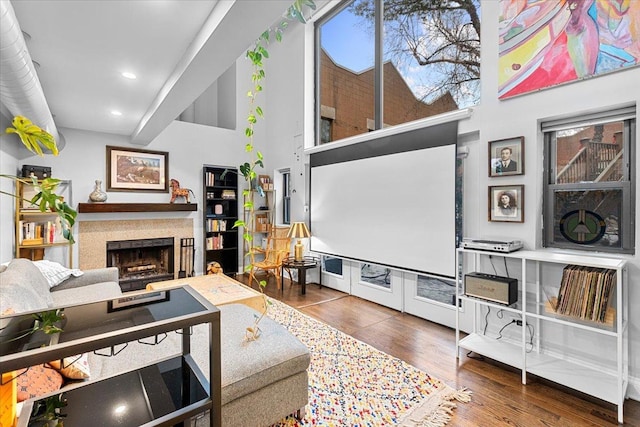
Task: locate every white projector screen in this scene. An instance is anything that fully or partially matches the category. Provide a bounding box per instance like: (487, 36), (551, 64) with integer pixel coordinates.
(310, 121), (458, 278)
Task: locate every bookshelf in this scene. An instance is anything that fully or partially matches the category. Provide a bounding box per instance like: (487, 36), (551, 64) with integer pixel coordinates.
(14, 180), (73, 266)
(455, 248), (628, 423)
(203, 165), (239, 275)
(242, 178), (276, 272)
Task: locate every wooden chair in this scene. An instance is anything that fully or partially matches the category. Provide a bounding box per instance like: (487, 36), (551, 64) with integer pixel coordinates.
(249, 226), (291, 290)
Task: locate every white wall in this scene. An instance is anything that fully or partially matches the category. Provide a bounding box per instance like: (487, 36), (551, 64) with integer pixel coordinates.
(261, 0), (640, 399)
(0, 123), (246, 273)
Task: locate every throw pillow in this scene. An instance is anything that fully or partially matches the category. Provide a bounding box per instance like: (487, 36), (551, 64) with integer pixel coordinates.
(16, 365), (64, 402)
(33, 260), (84, 288)
(49, 354), (91, 379)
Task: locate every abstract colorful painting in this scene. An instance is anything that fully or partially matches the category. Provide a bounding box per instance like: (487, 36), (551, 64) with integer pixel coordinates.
(498, 0), (640, 99)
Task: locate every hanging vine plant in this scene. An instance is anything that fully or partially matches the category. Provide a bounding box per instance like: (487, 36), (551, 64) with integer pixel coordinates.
(233, 0), (316, 341)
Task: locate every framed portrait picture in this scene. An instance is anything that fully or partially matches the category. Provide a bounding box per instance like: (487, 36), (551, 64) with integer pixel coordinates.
(488, 136), (524, 177)
(106, 146), (169, 192)
(489, 185), (524, 223)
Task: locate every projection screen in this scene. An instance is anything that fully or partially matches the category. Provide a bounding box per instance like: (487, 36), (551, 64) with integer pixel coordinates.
(309, 119), (458, 278)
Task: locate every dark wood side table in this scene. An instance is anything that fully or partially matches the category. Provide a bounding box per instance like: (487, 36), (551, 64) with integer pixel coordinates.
(282, 256), (321, 295)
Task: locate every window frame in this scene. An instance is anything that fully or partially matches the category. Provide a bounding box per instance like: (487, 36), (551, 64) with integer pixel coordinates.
(543, 112), (635, 254)
(282, 170), (291, 225)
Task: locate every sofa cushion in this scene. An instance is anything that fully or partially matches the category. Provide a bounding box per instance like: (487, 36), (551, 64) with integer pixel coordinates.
(33, 260), (84, 288)
(0, 259), (52, 314)
(51, 282), (122, 308)
(49, 354), (91, 379)
(16, 365), (64, 402)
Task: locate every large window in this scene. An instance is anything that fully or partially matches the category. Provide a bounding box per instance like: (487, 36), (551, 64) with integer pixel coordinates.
(315, 0), (480, 145)
(543, 108), (635, 254)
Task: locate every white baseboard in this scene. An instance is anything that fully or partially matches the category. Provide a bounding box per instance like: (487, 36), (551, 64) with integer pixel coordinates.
(627, 375), (640, 402)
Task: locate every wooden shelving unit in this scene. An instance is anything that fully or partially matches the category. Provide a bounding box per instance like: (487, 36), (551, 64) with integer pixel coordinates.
(15, 180), (72, 266)
(242, 185), (276, 273)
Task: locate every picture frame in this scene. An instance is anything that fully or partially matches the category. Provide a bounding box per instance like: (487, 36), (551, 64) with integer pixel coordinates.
(489, 185), (524, 223)
(107, 291), (169, 312)
(106, 145), (169, 192)
(488, 136), (524, 177)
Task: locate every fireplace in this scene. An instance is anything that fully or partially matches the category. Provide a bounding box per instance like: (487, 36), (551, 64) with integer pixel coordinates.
(107, 237), (175, 291)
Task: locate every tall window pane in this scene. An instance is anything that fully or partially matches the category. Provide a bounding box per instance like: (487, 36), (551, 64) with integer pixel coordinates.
(381, 1), (480, 118)
(317, 1), (481, 146)
(318, 0), (375, 142)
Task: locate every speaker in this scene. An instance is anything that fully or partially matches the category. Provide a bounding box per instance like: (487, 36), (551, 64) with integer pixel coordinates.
(464, 272), (517, 305)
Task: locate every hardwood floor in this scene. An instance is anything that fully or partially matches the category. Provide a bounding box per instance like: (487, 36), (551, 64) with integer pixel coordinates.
(236, 273), (640, 426)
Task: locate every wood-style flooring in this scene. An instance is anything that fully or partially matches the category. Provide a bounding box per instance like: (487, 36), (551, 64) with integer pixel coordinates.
(235, 273), (640, 426)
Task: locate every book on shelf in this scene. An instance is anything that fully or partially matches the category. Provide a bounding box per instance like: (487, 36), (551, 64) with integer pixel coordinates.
(19, 220), (59, 245)
(206, 235), (224, 250)
(206, 219), (227, 232)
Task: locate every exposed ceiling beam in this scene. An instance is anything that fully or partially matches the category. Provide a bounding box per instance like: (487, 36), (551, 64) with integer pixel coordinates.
(131, 0), (292, 145)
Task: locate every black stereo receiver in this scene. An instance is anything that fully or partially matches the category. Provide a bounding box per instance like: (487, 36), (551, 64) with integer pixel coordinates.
(464, 272), (518, 305)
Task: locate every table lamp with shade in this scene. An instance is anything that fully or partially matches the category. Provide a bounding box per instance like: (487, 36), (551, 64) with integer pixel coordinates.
(287, 222), (311, 261)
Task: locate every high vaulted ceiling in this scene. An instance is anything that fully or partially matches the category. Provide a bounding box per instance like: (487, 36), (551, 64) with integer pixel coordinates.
(5, 0), (293, 145)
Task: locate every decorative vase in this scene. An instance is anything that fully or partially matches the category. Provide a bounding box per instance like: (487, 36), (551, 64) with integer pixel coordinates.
(89, 179), (107, 202)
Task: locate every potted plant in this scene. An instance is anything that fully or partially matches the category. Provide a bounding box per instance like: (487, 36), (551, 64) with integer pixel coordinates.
(2, 116), (77, 242)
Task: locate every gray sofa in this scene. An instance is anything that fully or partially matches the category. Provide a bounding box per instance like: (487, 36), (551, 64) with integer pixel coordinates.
(1, 259), (309, 426)
(0, 258), (121, 315)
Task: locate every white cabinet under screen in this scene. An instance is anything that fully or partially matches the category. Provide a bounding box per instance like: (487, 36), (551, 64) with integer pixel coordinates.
(455, 248), (628, 423)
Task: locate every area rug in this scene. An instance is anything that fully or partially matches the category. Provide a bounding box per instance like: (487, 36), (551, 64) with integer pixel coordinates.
(266, 299), (471, 426)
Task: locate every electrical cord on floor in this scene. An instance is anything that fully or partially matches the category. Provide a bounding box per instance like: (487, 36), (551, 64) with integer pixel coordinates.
(466, 350), (485, 361)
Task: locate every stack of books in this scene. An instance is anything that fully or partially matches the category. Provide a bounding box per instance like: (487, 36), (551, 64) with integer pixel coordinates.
(553, 265), (616, 323)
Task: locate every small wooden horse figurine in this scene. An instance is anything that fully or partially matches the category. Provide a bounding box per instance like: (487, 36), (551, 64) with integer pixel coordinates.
(169, 179), (195, 203)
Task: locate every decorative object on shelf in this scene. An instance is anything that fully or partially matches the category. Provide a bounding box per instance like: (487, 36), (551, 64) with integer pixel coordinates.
(88, 179), (107, 202)
(221, 189), (236, 199)
(488, 184), (524, 223)
(169, 178), (195, 203)
(214, 204), (223, 215)
(21, 164), (52, 179)
(488, 136), (524, 177)
(288, 222), (311, 261)
(106, 145), (169, 192)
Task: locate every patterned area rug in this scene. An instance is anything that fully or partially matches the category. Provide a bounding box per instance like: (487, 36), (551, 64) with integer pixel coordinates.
(267, 299), (471, 426)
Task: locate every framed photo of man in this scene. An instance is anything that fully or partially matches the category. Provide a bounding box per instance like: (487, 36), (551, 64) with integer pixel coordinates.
(489, 185), (524, 223)
(488, 136), (524, 177)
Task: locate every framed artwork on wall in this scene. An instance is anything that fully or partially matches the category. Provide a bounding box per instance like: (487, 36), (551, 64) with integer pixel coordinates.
(489, 136), (524, 177)
(106, 146), (169, 192)
(489, 185), (524, 223)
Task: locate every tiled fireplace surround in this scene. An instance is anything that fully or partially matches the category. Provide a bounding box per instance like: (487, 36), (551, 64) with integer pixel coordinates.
(78, 219), (194, 272)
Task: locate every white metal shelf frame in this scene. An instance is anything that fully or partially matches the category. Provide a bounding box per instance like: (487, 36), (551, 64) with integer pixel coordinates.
(455, 248), (628, 423)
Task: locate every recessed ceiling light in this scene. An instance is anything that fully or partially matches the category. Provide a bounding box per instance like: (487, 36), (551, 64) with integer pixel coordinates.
(111, 110), (122, 116)
(121, 72), (137, 80)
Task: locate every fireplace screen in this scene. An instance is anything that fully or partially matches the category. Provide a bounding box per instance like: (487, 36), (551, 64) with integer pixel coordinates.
(107, 237), (174, 291)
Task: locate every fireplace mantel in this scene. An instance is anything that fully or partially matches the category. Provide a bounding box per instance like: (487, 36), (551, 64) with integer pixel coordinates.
(77, 203), (197, 213)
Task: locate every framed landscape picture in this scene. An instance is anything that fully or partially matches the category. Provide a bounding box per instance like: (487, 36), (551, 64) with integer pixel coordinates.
(489, 136), (524, 177)
(489, 185), (524, 223)
(106, 146), (169, 192)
